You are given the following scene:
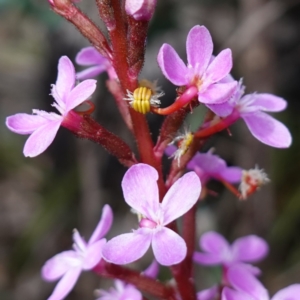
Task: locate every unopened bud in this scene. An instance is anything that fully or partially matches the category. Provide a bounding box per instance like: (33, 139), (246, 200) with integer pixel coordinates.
(125, 0), (157, 21)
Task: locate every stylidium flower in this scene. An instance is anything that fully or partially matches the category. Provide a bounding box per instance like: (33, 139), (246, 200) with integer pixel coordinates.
(208, 79), (292, 148)
(222, 264), (300, 300)
(125, 0), (157, 21)
(197, 285), (218, 300)
(102, 163), (201, 266)
(193, 231), (268, 267)
(75, 47), (117, 80)
(167, 146), (242, 186)
(157, 25), (237, 104)
(42, 205), (113, 300)
(6, 56), (97, 157)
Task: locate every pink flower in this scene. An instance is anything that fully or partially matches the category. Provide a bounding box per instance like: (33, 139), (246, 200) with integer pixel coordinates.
(125, 0), (157, 21)
(157, 25), (237, 104)
(42, 205), (113, 300)
(166, 146), (242, 186)
(75, 47), (117, 80)
(208, 79), (292, 148)
(222, 264), (300, 300)
(102, 163), (201, 266)
(197, 285), (218, 300)
(194, 231), (268, 267)
(6, 56), (97, 157)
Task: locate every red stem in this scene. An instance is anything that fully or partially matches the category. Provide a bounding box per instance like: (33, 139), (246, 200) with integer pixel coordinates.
(194, 110), (240, 139)
(52, 0), (112, 59)
(93, 262), (177, 300)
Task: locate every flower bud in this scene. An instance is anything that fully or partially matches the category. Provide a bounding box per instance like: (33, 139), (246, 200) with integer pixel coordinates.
(125, 0), (157, 21)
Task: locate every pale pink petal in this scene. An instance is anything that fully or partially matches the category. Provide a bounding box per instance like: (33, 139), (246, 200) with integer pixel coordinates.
(6, 113), (50, 134)
(143, 260), (159, 278)
(222, 287), (253, 300)
(206, 102), (234, 117)
(121, 164), (159, 219)
(76, 66), (108, 80)
(188, 153), (226, 174)
(65, 79), (97, 111)
(121, 285), (143, 300)
(83, 239), (106, 270)
(75, 47), (107, 65)
(231, 235), (268, 263)
(157, 44), (188, 86)
(197, 285), (218, 300)
(89, 205), (113, 245)
(42, 251), (79, 281)
(47, 267), (81, 300)
(125, 0), (157, 21)
(205, 49), (233, 83)
(251, 94), (287, 112)
(199, 81), (237, 104)
(102, 229), (152, 265)
(242, 111), (292, 148)
(161, 172), (201, 225)
(55, 56), (76, 102)
(165, 145), (177, 157)
(152, 227), (187, 266)
(186, 25), (213, 75)
(272, 284), (300, 300)
(72, 230), (87, 252)
(193, 252), (223, 265)
(227, 265), (269, 300)
(23, 120), (61, 157)
(200, 231), (231, 255)
(219, 167), (242, 183)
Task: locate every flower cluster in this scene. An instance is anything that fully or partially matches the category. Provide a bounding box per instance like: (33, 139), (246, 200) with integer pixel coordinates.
(5, 1), (296, 300)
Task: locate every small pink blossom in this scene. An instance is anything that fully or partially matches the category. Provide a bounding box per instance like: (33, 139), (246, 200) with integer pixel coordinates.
(157, 25), (237, 104)
(102, 163), (201, 266)
(194, 231), (268, 268)
(166, 146), (242, 186)
(6, 56), (97, 157)
(222, 264), (300, 300)
(125, 0), (157, 21)
(42, 205), (113, 300)
(197, 285), (218, 300)
(207, 79), (292, 148)
(75, 47), (117, 80)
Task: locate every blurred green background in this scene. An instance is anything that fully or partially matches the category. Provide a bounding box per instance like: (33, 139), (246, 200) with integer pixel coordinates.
(1, 0), (300, 299)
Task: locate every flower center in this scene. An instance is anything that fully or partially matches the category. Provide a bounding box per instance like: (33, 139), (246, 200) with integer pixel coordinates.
(139, 218), (157, 229)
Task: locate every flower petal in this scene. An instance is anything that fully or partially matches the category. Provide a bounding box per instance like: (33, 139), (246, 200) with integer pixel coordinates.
(23, 119), (61, 157)
(219, 167), (242, 183)
(76, 66), (108, 80)
(157, 44), (188, 86)
(65, 79), (97, 111)
(47, 267), (81, 300)
(242, 111), (292, 148)
(143, 260), (159, 278)
(75, 47), (107, 65)
(42, 251), (79, 281)
(272, 284), (300, 300)
(89, 205), (113, 245)
(204, 49), (233, 83)
(102, 229), (152, 265)
(83, 239), (106, 270)
(186, 25), (213, 75)
(193, 252), (223, 265)
(161, 172), (201, 225)
(231, 235), (269, 263)
(199, 231), (230, 255)
(222, 287), (254, 300)
(206, 102), (234, 117)
(199, 81), (237, 104)
(6, 113), (50, 135)
(197, 285), (218, 300)
(227, 265), (269, 300)
(55, 56), (76, 102)
(121, 164), (160, 219)
(152, 227), (187, 266)
(251, 94), (287, 112)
